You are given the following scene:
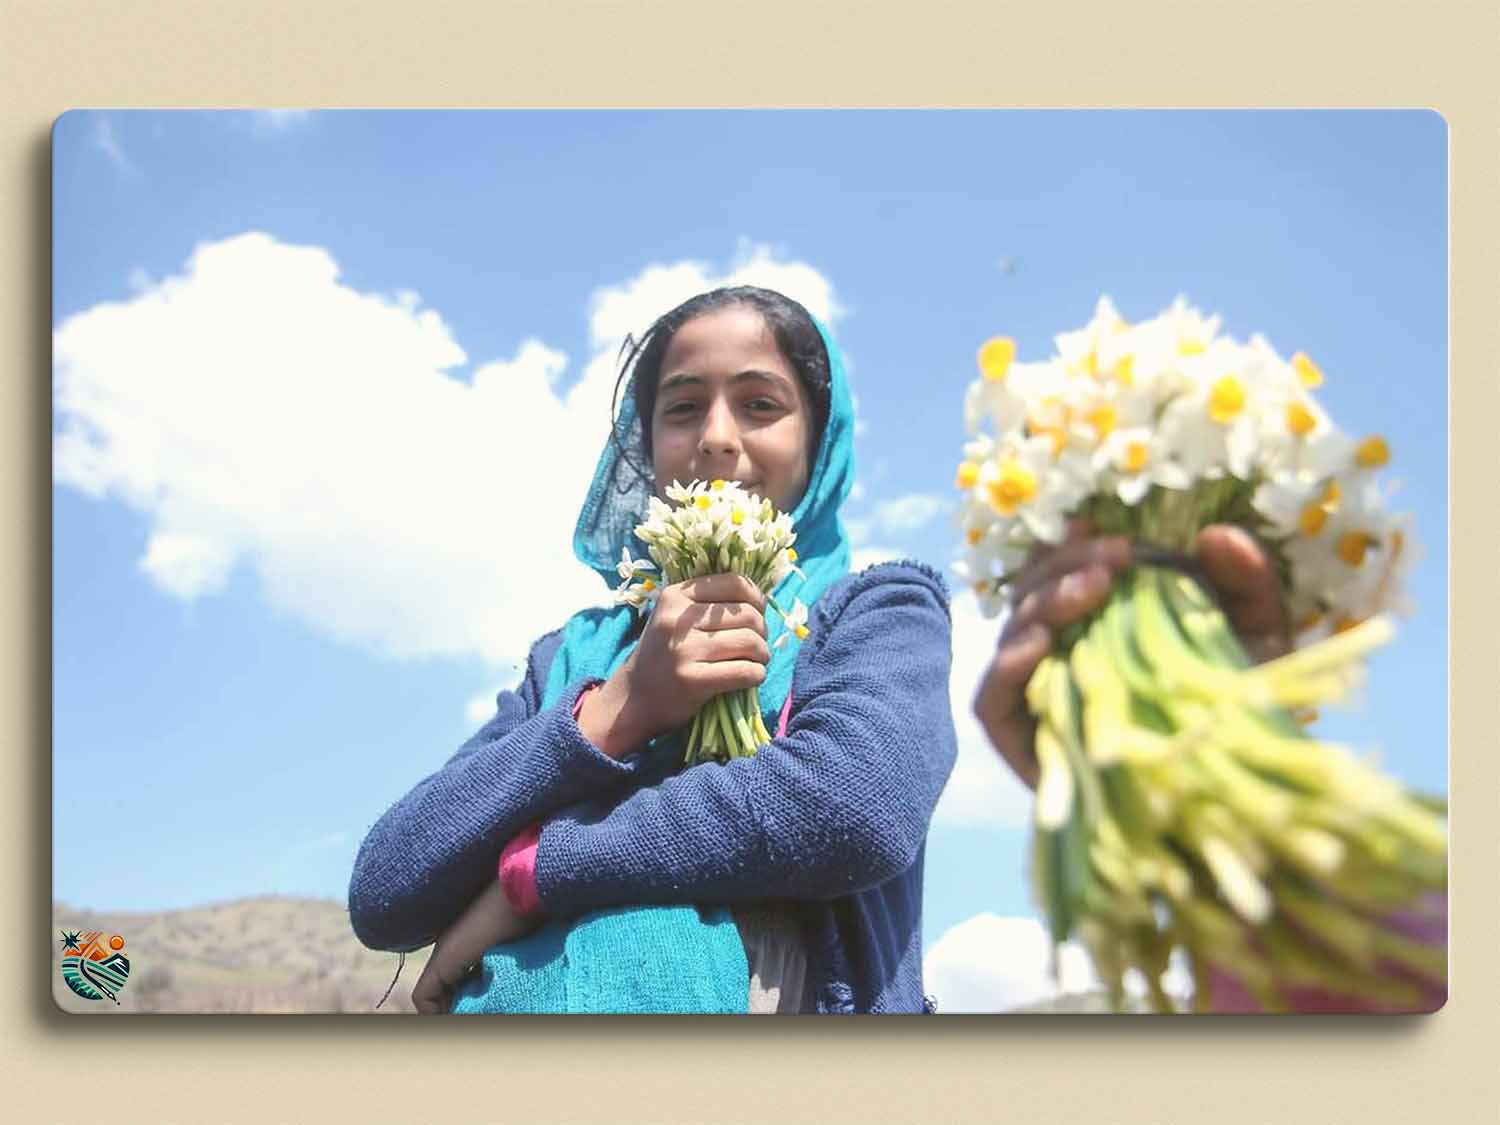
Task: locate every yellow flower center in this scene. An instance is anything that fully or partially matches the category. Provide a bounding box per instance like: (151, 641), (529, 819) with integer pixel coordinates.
(1178, 337), (1206, 357)
(1333, 614), (1363, 634)
(1286, 401), (1317, 437)
(1086, 403), (1117, 440)
(1035, 425), (1067, 457)
(972, 580), (991, 596)
(731, 509), (744, 526)
(711, 479), (726, 490)
(987, 460), (1038, 515)
(794, 624), (810, 639)
(978, 336), (1016, 382)
(695, 495), (711, 510)
(1292, 352), (1324, 388)
(1298, 503), (1330, 537)
(1323, 478), (1341, 507)
(1356, 435), (1390, 468)
(786, 548), (797, 562)
(1208, 375), (1246, 424)
(966, 527), (984, 546)
(1337, 531), (1372, 567)
(1123, 440), (1150, 474)
(1113, 354), (1135, 388)
(955, 460), (980, 489)
(641, 578), (656, 592)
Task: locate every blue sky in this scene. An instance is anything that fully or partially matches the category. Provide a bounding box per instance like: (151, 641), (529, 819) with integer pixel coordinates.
(52, 110), (1446, 1007)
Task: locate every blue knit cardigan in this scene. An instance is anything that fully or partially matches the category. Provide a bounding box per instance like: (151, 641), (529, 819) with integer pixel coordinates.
(347, 559), (958, 1014)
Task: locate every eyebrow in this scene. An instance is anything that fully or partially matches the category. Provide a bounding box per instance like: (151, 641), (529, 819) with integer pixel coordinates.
(658, 369), (794, 394)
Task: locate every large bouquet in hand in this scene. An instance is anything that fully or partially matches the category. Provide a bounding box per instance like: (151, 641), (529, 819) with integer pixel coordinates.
(955, 296), (1446, 1012)
(614, 479), (809, 767)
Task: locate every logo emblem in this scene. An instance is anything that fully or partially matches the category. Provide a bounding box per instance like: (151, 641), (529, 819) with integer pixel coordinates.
(59, 930), (131, 1003)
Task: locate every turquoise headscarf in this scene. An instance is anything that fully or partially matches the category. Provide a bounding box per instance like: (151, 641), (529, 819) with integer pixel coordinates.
(452, 307), (855, 1014)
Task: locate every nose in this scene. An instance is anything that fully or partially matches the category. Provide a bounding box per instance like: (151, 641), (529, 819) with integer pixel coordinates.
(698, 395), (741, 456)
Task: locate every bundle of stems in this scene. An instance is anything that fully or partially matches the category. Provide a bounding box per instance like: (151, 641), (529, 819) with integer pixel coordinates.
(1027, 561), (1446, 1012)
(615, 479), (808, 767)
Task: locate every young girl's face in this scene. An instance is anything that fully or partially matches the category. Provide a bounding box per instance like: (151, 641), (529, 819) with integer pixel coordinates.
(650, 306), (814, 515)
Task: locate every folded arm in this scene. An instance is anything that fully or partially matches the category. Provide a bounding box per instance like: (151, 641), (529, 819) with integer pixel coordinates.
(533, 565), (958, 914)
(346, 629), (648, 952)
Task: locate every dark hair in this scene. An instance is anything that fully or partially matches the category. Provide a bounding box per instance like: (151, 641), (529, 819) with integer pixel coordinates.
(607, 286), (832, 488)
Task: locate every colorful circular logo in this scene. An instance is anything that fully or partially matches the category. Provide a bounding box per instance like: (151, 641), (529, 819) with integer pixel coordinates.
(59, 930), (131, 1003)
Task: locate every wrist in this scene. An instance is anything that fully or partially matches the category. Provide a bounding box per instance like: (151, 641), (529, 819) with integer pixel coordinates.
(577, 672), (655, 760)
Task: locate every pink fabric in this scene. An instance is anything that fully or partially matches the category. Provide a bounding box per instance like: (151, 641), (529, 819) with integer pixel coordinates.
(495, 686), (594, 917)
(499, 686), (789, 919)
(572, 684), (596, 721)
(498, 821), (544, 918)
(1202, 892), (1447, 1013)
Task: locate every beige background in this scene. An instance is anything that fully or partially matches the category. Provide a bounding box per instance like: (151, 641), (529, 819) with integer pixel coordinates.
(7, 0), (1495, 1120)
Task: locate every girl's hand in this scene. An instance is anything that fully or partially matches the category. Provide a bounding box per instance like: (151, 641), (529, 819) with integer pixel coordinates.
(411, 881), (539, 1015)
(973, 519), (1292, 789)
(582, 573), (770, 756)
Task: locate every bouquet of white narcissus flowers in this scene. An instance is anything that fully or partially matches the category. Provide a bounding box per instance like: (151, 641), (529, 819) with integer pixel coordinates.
(956, 295), (1446, 1013)
(614, 478), (810, 767)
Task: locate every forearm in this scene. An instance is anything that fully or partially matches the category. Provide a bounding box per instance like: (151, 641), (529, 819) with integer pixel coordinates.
(534, 569), (958, 914)
(536, 722), (936, 911)
(348, 677), (648, 951)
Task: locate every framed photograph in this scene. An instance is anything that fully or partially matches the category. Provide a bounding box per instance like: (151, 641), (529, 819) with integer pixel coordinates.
(51, 109), (1447, 1015)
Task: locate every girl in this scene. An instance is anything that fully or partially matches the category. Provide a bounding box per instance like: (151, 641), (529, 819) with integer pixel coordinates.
(347, 286), (958, 1014)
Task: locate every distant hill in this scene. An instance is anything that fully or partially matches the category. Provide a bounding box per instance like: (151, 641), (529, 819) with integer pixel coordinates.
(52, 895), (1163, 1015)
(51, 896), (430, 1014)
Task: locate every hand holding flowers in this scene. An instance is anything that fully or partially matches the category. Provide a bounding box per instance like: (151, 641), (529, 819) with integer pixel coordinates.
(606, 479), (808, 766)
(959, 296), (1445, 1012)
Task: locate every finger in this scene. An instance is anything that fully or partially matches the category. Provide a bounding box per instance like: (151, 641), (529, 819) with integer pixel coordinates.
(1009, 563), (1118, 635)
(973, 623), (1051, 789)
(1195, 525), (1289, 652)
(690, 659), (769, 693)
(1010, 535), (1133, 606)
(1020, 515), (1097, 567)
(1064, 515), (1096, 542)
(680, 573), (765, 611)
(412, 973), (442, 1014)
(682, 601), (767, 637)
(694, 627), (771, 666)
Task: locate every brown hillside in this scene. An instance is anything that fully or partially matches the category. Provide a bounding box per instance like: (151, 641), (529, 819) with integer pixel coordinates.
(51, 896), (431, 1015)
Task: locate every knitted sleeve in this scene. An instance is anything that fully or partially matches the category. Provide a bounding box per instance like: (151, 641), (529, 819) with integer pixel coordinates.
(346, 629), (649, 952)
(533, 562), (958, 911)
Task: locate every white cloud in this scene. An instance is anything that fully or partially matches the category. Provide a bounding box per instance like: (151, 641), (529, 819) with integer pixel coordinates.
(849, 545), (905, 572)
(844, 491), (950, 548)
(870, 492), (950, 533)
(924, 913), (1098, 1012)
(466, 691), (499, 725)
(925, 912), (1195, 1013)
(53, 232), (843, 694)
(933, 588), (1035, 828)
(93, 115), (136, 174)
(253, 109), (312, 134)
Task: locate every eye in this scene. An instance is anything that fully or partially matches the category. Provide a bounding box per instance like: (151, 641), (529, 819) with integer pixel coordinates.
(748, 397), (781, 412)
(662, 401), (697, 417)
